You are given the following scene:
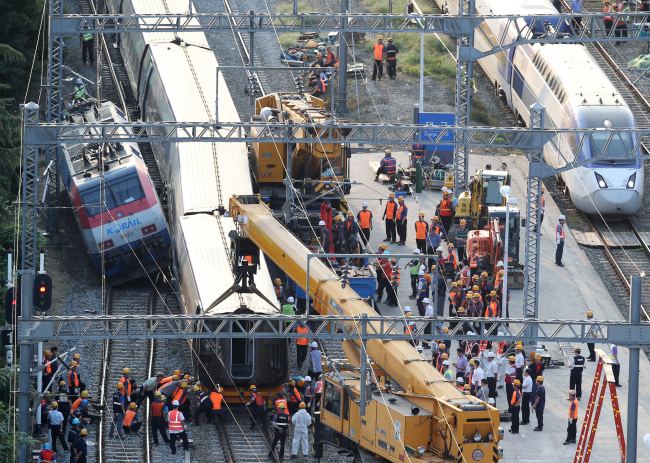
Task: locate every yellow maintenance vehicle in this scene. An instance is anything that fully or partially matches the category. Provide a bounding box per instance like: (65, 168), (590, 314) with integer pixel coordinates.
(249, 93), (352, 214)
(454, 169), (512, 230)
(229, 194), (504, 463)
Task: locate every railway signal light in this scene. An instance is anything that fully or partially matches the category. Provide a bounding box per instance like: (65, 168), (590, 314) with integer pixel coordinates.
(3, 286), (20, 322)
(33, 274), (53, 312)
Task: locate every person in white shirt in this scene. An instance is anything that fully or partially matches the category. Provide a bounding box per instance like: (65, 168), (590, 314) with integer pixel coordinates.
(515, 345), (525, 382)
(466, 359), (484, 396)
(485, 352), (498, 399)
(423, 301), (434, 348)
(291, 402), (313, 457)
(521, 368), (533, 425)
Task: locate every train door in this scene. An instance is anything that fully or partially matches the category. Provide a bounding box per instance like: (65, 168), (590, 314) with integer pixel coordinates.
(230, 321), (254, 379)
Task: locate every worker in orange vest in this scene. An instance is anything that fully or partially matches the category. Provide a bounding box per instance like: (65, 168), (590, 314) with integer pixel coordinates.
(484, 294), (498, 330)
(382, 192), (398, 243)
(323, 46), (336, 67)
(123, 402), (142, 434)
(357, 202), (373, 247)
(296, 322), (310, 369)
(414, 212), (428, 254)
(121, 368), (132, 408)
(564, 390), (579, 444)
(436, 190), (455, 237)
(150, 391), (169, 444)
(510, 380), (522, 434)
(42, 350), (54, 390)
(287, 380), (302, 415)
(396, 196), (408, 245)
(274, 278), (283, 302)
(209, 385), (232, 423)
(246, 385), (265, 429)
(469, 243), (480, 276)
(275, 392), (289, 415)
(68, 361), (85, 402)
(371, 35), (386, 81)
(168, 400), (189, 455)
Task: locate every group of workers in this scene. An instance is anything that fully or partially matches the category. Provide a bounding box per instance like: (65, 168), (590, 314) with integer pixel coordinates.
(308, 46), (338, 98)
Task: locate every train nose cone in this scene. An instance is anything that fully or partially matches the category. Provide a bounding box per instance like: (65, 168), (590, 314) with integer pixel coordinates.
(592, 189), (641, 216)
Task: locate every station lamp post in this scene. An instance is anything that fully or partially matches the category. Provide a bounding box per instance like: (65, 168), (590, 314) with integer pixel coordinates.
(500, 185), (517, 322)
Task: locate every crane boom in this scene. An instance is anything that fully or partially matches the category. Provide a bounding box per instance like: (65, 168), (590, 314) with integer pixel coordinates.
(229, 195), (503, 463)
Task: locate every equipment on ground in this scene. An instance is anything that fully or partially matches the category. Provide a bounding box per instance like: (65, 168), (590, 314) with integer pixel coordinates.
(455, 169), (511, 230)
(229, 194), (503, 463)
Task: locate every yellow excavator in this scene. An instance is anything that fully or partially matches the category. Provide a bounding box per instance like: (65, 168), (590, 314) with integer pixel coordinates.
(229, 194), (503, 463)
(455, 169), (512, 230)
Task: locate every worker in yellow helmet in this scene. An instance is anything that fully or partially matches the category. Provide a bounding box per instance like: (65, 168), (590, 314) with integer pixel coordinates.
(382, 191), (398, 243)
(371, 35), (386, 81)
(532, 376), (545, 431)
(274, 278), (283, 301)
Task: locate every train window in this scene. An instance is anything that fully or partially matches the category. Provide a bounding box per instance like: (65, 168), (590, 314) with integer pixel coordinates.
(230, 321), (254, 378)
(590, 132), (634, 159)
(323, 381), (342, 418)
(80, 172), (145, 217)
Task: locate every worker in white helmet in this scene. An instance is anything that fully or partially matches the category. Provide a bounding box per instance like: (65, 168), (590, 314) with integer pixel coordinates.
(357, 202), (373, 247)
(308, 342), (322, 380)
(319, 221), (331, 258)
(556, 215), (566, 267)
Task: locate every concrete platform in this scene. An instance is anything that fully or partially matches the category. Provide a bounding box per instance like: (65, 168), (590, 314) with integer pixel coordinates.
(346, 149), (650, 462)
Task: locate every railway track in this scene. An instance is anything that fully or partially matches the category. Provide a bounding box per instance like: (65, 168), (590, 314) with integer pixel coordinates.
(97, 287), (153, 463)
(216, 407), (274, 463)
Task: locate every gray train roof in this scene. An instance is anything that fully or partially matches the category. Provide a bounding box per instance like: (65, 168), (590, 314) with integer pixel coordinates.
(128, 0), (209, 47)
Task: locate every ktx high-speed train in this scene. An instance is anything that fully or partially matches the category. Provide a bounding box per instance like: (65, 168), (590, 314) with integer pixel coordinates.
(437, 0), (643, 217)
(106, 0), (288, 394)
(60, 101), (171, 285)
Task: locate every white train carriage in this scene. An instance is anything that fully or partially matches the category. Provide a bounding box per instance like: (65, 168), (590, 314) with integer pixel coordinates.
(107, 0), (289, 388)
(436, 0), (643, 218)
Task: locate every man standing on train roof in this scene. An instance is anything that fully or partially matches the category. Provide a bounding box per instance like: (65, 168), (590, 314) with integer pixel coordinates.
(436, 190), (455, 238)
(556, 215), (566, 267)
(357, 203), (373, 247)
(382, 192), (398, 243)
(375, 150), (396, 181)
(385, 37), (399, 79)
(371, 35), (386, 81)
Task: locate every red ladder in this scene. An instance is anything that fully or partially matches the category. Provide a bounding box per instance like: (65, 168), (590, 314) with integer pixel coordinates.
(574, 350), (625, 463)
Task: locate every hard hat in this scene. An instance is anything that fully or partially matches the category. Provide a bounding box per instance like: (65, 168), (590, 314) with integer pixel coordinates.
(487, 352), (495, 358)
(73, 354), (81, 360)
(422, 297), (430, 304)
(509, 356), (516, 362)
(472, 285), (479, 291)
(488, 398), (495, 405)
(174, 370), (182, 376)
(80, 429), (88, 436)
(537, 376), (544, 382)
(413, 248), (420, 254)
(311, 342), (318, 348)
(534, 353), (542, 359)
(398, 196), (404, 202)
(436, 246), (444, 252)
(481, 271), (488, 277)
(443, 327), (449, 333)
(250, 385), (257, 390)
(418, 270), (424, 276)
(383, 251), (389, 255)
(81, 400), (88, 406)
(160, 395), (166, 401)
(59, 381), (66, 386)
(275, 278), (281, 285)
(172, 400), (180, 406)
(514, 379), (521, 386)
(384, 149), (390, 154)
(278, 402), (286, 409)
(441, 353), (449, 359)
(464, 384), (471, 390)
(298, 379), (305, 386)
(76, 78), (82, 84)
(299, 402), (307, 408)
(193, 386), (200, 392)
(419, 264), (426, 271)
(419, 212), (425, 217)
(515, 341), (523, 345)
(438, 343), (445, 349)
(442, 360), (450, 366)
(51, 401), (58, 407)
(43, 444), (51, 450)
(129, 402), (137, 409)
(289, 380), (296, 386)
(184, 374), (191, 380)
(516, 345), (523, 350)
(319, 220), (326, 226)
(181, 382), (188, 388)
(586, 311), (593, 316)
(403, 306), (411, 313)
(442, 190), (449, 195)
(117, 383), (124, 389)
(387, 37), (393, 42)
(379, 243), (387, 250)
(473, 293), (480, 299)
(406, 312), (413, 317)
(490, 290), (497, 296)
(123, 368), (130, 374)
(460, 219), (467, 225)
(347, 210), (354, 216)
(155, 391), (162, 396)
(542, 186), (545, 192)
(569, 389), (576, 395)
(499, 270), (504, 275)
(416, 345), (423, 352)
(304, 376), (312, 382)
(466, 291), (473, 297)
(497, 332), (504, 336)
(287, 297), (295, 303)
(432, 216), (439, 221)
(44, 350), (51, 356)
(390, 257), (397, 262)
(574, 347), (581, 353)
(457, 307), (466, 313)
(70, 361), (78, 367)
(389, 192), (395, 198)
(316, 53), (322, 57)
(456, 377), (464, 384)
(361, 202), (370, 208)
(72, 418), (80, 425)
(81, 391), (89, 397)
(451, 282), (457, 287)
(334, 214), (342, 221)
(448, 243), (455, 248)
(497, 261), (503, 267)
(172, 375), (179, 381)
(559, 215), (566, 221)
(472, 275), (479, 280)
(473, 243), (479, 248)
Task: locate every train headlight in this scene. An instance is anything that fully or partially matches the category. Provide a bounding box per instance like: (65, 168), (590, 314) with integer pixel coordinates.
(473, 429), (482, 442)
(627, 172), (636, 189)
(417, 446), (425, 456)
(594, 172), (608, 189)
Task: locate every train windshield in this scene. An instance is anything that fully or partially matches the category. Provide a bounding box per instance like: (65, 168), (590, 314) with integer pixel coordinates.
(584, 113), (637, 164)
(80, 172), (145, 217)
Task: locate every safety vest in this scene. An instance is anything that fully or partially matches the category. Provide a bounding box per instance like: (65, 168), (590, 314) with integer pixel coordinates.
(69, 370), (79, 387)
(121, 376), (131, 396)
(282, 304), (295, 316)
(619, 5), (630, 25)
(495, 272), (501, 285)
(461, 267), (471, 287)
(478, 341), (488, 353)
(275, 398), (289, 415)
(409, 258), (420, 275)
(604, 5), (613, 20)
(152, 400), (165, 417)
(497, 341), (507, 355)
(70, 398), (83, 415)
(557, 224), (565, 240)
(396, 204), (407, 220)
(569, 398), (579, 419)
(43, 358), (52, 374)
(469, 250), (479, 269)
(210, 392), (223, 410)
(289, 387), (302, 403)
(385, 201), (397, 220)
(418, 278), (428, 296)
(251, 392), (264, 406)
(415, 220), (427, 239)
(296, 326), (309, 345)
(511, 389), (521, 405)
(374, 42), (385, 60)
(449, 290), (458, 303)
(382, 157), (396, 174)
(275, 286), (282, 298)
(443, 369), (454, 381)
(505, 366), (516, 383)
(326, 52), (336, 63)
(274, 413), (290, 428)
(358, 210), (372, 229)
(172, 388), (187, 405)
(39, 449), (55, 463)
(439, 199), (453, 217)
(485, 301), (497, 317)
(168, 410), (183, 432)
(390, 265), (400, 283)
(112, 392), (124, 414)
(448, 252), (458, 270)
(123, 410), (136, 426)
(404, 324), (414, 336)
(73, 85), (87, 100)
(430, 224), (443, 236)
(412, 144), (425, 160)
(315, 77), (326, 93)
